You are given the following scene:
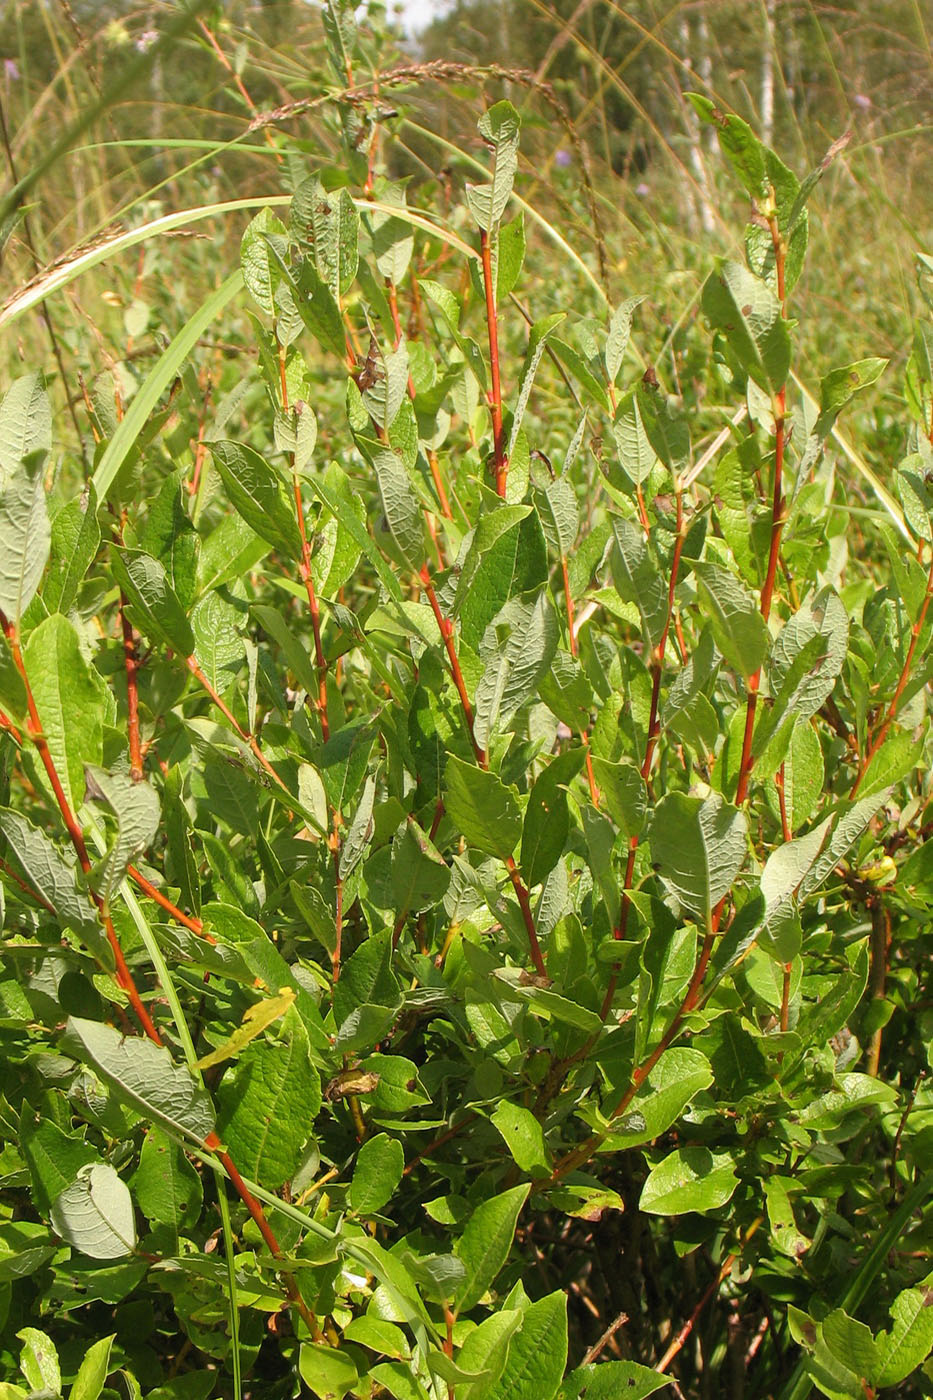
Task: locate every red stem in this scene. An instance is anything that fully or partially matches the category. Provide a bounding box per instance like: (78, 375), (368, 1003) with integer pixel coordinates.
(553, 925), (719, 1183)
(419, 566), (486, 767)
(734, 210), (788, 807)
(562, 554), (599, 806)
(185, 656), (290, 794)
(479, 229), (508, 496)
(506, 857), (548, 979)
(3, 615), (161, 1044)
(120, 592), (144, 781)
(851, 552), (933, 796)
(656, 1253), (737, 1374)
(127, 864), (207, 938)
(207, 1133), (321, 1337)
(600, 491), (686, 1019)
(0, 854), (56, 912)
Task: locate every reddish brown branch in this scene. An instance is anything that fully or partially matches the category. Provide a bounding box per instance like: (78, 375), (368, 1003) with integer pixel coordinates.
(734, 210), (789, 807)
(206, 1132), (321, 1338)
(3, 615), (161, 1044)
(562, 554), (599, 806)
(553, 920), (720, 1183)
(600, 491), (686, 1019)
(420, 565), (486, 767)
(0, 855), (57, 913)
(852, 552), (933, 797)
(119, 592), (144, 781)
(127, 864), (207, 938)
(185, 656), (289, 794)
(656, 1254), (736, 1374)
(505, 856), (548, 979)
(479, 229), (508, 496)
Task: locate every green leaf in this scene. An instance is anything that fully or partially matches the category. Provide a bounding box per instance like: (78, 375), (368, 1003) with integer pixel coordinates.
(536, 476), (578, 558)
(640, 1147), (739, 1215)
(496, 212), (526, 301)
(603, 1048), (713, 1148)
(769, 587), (848, 720)
(419, 278), (488, 392)
(694, 560), (770, 677)
(298, 1344), (359, 1400)
(561, 1360), (669, 1400)
(370, 193), (415, 287)
(857, 732), (923, 802)
(372, 446), (425, 569)
(69, 1334), (116, 1400)
(467, 101), (521, 231)
(241, 207), (288, 315)
(139, 469), (199, 611)
(23, 613), (111, 812)
(591, 757), (646, 839)
(455, 1183), (529, 1312)
(261, 237), (347, 361)
(111, 547), (194, 657)
(636, 384), (689, 478)
(321, 0), (358, 81)
(133, 1127), (202, 1233)
(21, 1115), (98, 1214)
(507, 312), (565, 457)
(342, 1315), (410, 1359)
(896, 460), (933, 543)
(539, 649), (594, 732)
(340, 773), (376, 879)
(702, 260), (791, 391)
(649, 792), (747, 925)
(820, 1310), (882, 1384)
(16, 1328), (60, 1395)
(350, 1133), (405, 1214)
(445, 755), (521, 861)
(316, 722), (375, 814)
(44, 484), (100, 614)
(606, 296), (646, 384)
(368, 1361), (431, 1400)
(0, 373), (51, 482)
(687, 95), (767, 197)
(64, 1017), (215, 1144)
(84, 766), (160, 912)
(210, 439), (300, 558)
(815, 358), (888, 439)
(296, 178), (359, 300)
(491, 1101), (550, 1177)
(521, 748), (584, 887)
(610, 517), (668, 649)
(471, 1290), (567, 1400)
(216, 1019), (320, 1189)
(304, 466), (403, 602)
(191, 587), (246, 687)
(51, 1163), (137, 1260)
(362, 341), (410, 432)
(391, 819), (450, 916)
(452, 499), (532, 615)
(474, 592), (558, 749)
(610, 389), (658, 487)
(876, 1286), (933, 1387)
(0, 807), (95, 933)
(197, 513), (269, 594)
(0, 453), (50, 624)
(0, 629), (26, 719)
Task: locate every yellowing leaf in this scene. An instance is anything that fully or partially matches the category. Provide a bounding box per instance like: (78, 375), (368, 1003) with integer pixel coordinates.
(194, 988), (296, 1070)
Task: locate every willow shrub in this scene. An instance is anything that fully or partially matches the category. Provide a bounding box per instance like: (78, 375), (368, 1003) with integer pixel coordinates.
(1, 18), (933, 1400)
